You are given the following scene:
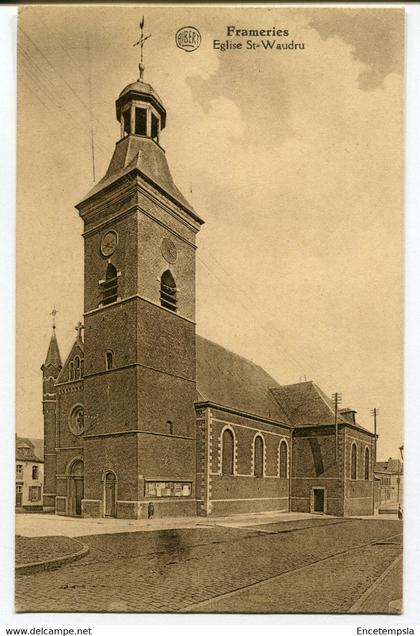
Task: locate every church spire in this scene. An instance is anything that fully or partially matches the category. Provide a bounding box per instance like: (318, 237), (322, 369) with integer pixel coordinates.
(42, 309), (62, 371)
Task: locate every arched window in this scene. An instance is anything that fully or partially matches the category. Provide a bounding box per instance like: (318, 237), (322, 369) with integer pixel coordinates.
(351, 443), (357, 480)
(221, 428), (234, 475)
(364, 447), (370, 480)
(160, 270), (177, 312)
(254, 435), (264, 477)
(69, 361), (74, 381)
(279, 440), (288, 478)
(167, 420), (174, 435)
(106, 350), (113, 371)
(101, 263), (118, 305)
(80, 359), (84, 377)
(74, 356), (81, 379)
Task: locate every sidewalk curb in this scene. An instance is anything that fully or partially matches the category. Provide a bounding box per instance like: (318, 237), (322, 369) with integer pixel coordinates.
(16, 537), (89, 575)
(347, 553), (403, 613)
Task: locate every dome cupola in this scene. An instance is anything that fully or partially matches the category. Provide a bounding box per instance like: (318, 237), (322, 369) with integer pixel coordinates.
(115, 18), (166, 142)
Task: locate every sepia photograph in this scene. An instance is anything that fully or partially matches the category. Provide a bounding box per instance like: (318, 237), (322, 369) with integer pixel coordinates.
(14, 5), (404, 615)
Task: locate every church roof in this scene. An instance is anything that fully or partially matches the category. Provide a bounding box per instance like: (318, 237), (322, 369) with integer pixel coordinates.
(196, 336), (289, 424)
(56, 336), (84, 385)
(42, 329), (62, 369)
(79, 136), (203, 224)
(271, 381), (371, 433)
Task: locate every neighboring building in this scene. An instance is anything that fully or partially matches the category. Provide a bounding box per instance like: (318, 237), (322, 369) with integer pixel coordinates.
(374, 458), (403, 506)
(16, 437), (44, 511)
(41, 61), (376, 519)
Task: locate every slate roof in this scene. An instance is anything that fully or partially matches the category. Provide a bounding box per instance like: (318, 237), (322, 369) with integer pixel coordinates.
(196, 336), (289, 424)
(270, 381), (338, 427)
(78, 136), (203, 224)
(375, 458), (403, 475)
(42, 329), (62, 369)
(16, 436), (44, 463)
(271, 381), (371, 433)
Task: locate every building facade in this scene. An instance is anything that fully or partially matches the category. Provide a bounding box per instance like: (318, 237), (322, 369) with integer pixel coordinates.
(16, 437), (44, 511)
(374, 458), (403, 507)
(41, 66), (376, 520)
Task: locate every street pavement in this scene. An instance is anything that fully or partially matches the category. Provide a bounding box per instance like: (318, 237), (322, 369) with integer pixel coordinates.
(15, 516), (402, 614)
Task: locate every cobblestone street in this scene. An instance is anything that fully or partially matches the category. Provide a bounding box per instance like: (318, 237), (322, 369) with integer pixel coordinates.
(16, 518), (402, 614)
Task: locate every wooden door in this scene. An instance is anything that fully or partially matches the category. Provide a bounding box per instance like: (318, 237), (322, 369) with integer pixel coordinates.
(313, 489), (324, 513)
(75, 478), (84, 516)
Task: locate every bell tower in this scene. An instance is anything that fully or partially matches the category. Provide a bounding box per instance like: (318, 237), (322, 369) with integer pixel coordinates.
(75, 28), (204, 518)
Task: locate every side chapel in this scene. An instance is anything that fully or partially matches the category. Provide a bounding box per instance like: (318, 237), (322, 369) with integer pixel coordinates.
(42, 43), (376, 520)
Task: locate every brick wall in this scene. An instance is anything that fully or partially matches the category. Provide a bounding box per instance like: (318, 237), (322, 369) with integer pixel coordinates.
(199, 407), (291, 516)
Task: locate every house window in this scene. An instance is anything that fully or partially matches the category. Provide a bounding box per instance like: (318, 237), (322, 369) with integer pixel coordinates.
(221, 428), (234, 475)
(254, 435), (264, 477)
(364, 447), (370, 480)
(160, 270), (177, 312)
(106, 350), (113, 370)
(16, 464), (23, 479)
(135, 107), (147, 135)
(101, 263), (118, 305)
(29, 486), (41, 502)
(279, 440), (288, 478)
(167, 420), (174, 435)
(351, 443), (357, 480)
(32, 466), (39, 480)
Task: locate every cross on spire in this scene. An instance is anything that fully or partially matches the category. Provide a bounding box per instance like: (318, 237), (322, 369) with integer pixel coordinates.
(50, 306), (58, 330)
(75, 321), (84, 341)
(133, 16), (151, 82)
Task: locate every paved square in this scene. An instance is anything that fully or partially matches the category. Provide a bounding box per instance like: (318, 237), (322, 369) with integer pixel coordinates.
(16, 517), (402, 614)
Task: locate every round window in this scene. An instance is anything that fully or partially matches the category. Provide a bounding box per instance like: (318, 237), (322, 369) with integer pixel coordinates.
(68, 404), (85, 436)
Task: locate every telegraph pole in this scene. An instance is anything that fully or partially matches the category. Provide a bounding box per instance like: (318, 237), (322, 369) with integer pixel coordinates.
(370, 408), (379, 462)
(331, 392), (342, 462)
(370, 408), (379, 513)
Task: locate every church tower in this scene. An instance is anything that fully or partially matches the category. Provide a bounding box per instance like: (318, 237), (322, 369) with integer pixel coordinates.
(41, 312), (62, 512)
(75, 35), (204, 518)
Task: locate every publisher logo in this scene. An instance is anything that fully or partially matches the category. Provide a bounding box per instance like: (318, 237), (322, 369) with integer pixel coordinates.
(176, 26), (202, 52)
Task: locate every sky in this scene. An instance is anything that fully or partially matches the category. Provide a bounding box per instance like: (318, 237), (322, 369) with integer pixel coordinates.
(16, 6), (404, 461)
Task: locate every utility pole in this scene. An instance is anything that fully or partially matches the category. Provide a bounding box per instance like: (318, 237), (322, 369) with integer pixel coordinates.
(370, 408), (379, 462)
(331, 392), (342, 462)
(370, 408), (379, 513)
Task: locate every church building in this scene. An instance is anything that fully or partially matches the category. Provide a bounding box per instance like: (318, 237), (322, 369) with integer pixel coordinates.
(42, 54), (376, 520)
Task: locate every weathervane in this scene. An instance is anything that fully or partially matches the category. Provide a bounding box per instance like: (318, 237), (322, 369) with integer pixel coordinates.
(133, 16), (151, 82)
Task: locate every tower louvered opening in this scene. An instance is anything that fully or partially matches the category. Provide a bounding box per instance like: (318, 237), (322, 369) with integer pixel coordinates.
(101, 263), (118, 305)
(160, 270), (177, 312)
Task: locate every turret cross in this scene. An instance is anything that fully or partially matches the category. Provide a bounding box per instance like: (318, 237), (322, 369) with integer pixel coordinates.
(50, 306), (58, 329)
(75, 321), (84, 341)
(133, 16), (151, 81)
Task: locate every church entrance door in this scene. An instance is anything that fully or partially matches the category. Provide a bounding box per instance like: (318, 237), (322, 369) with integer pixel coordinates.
(68, 459), (84, 517)
(313, 488), (325, 513)
(104, 472), (117, 517)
